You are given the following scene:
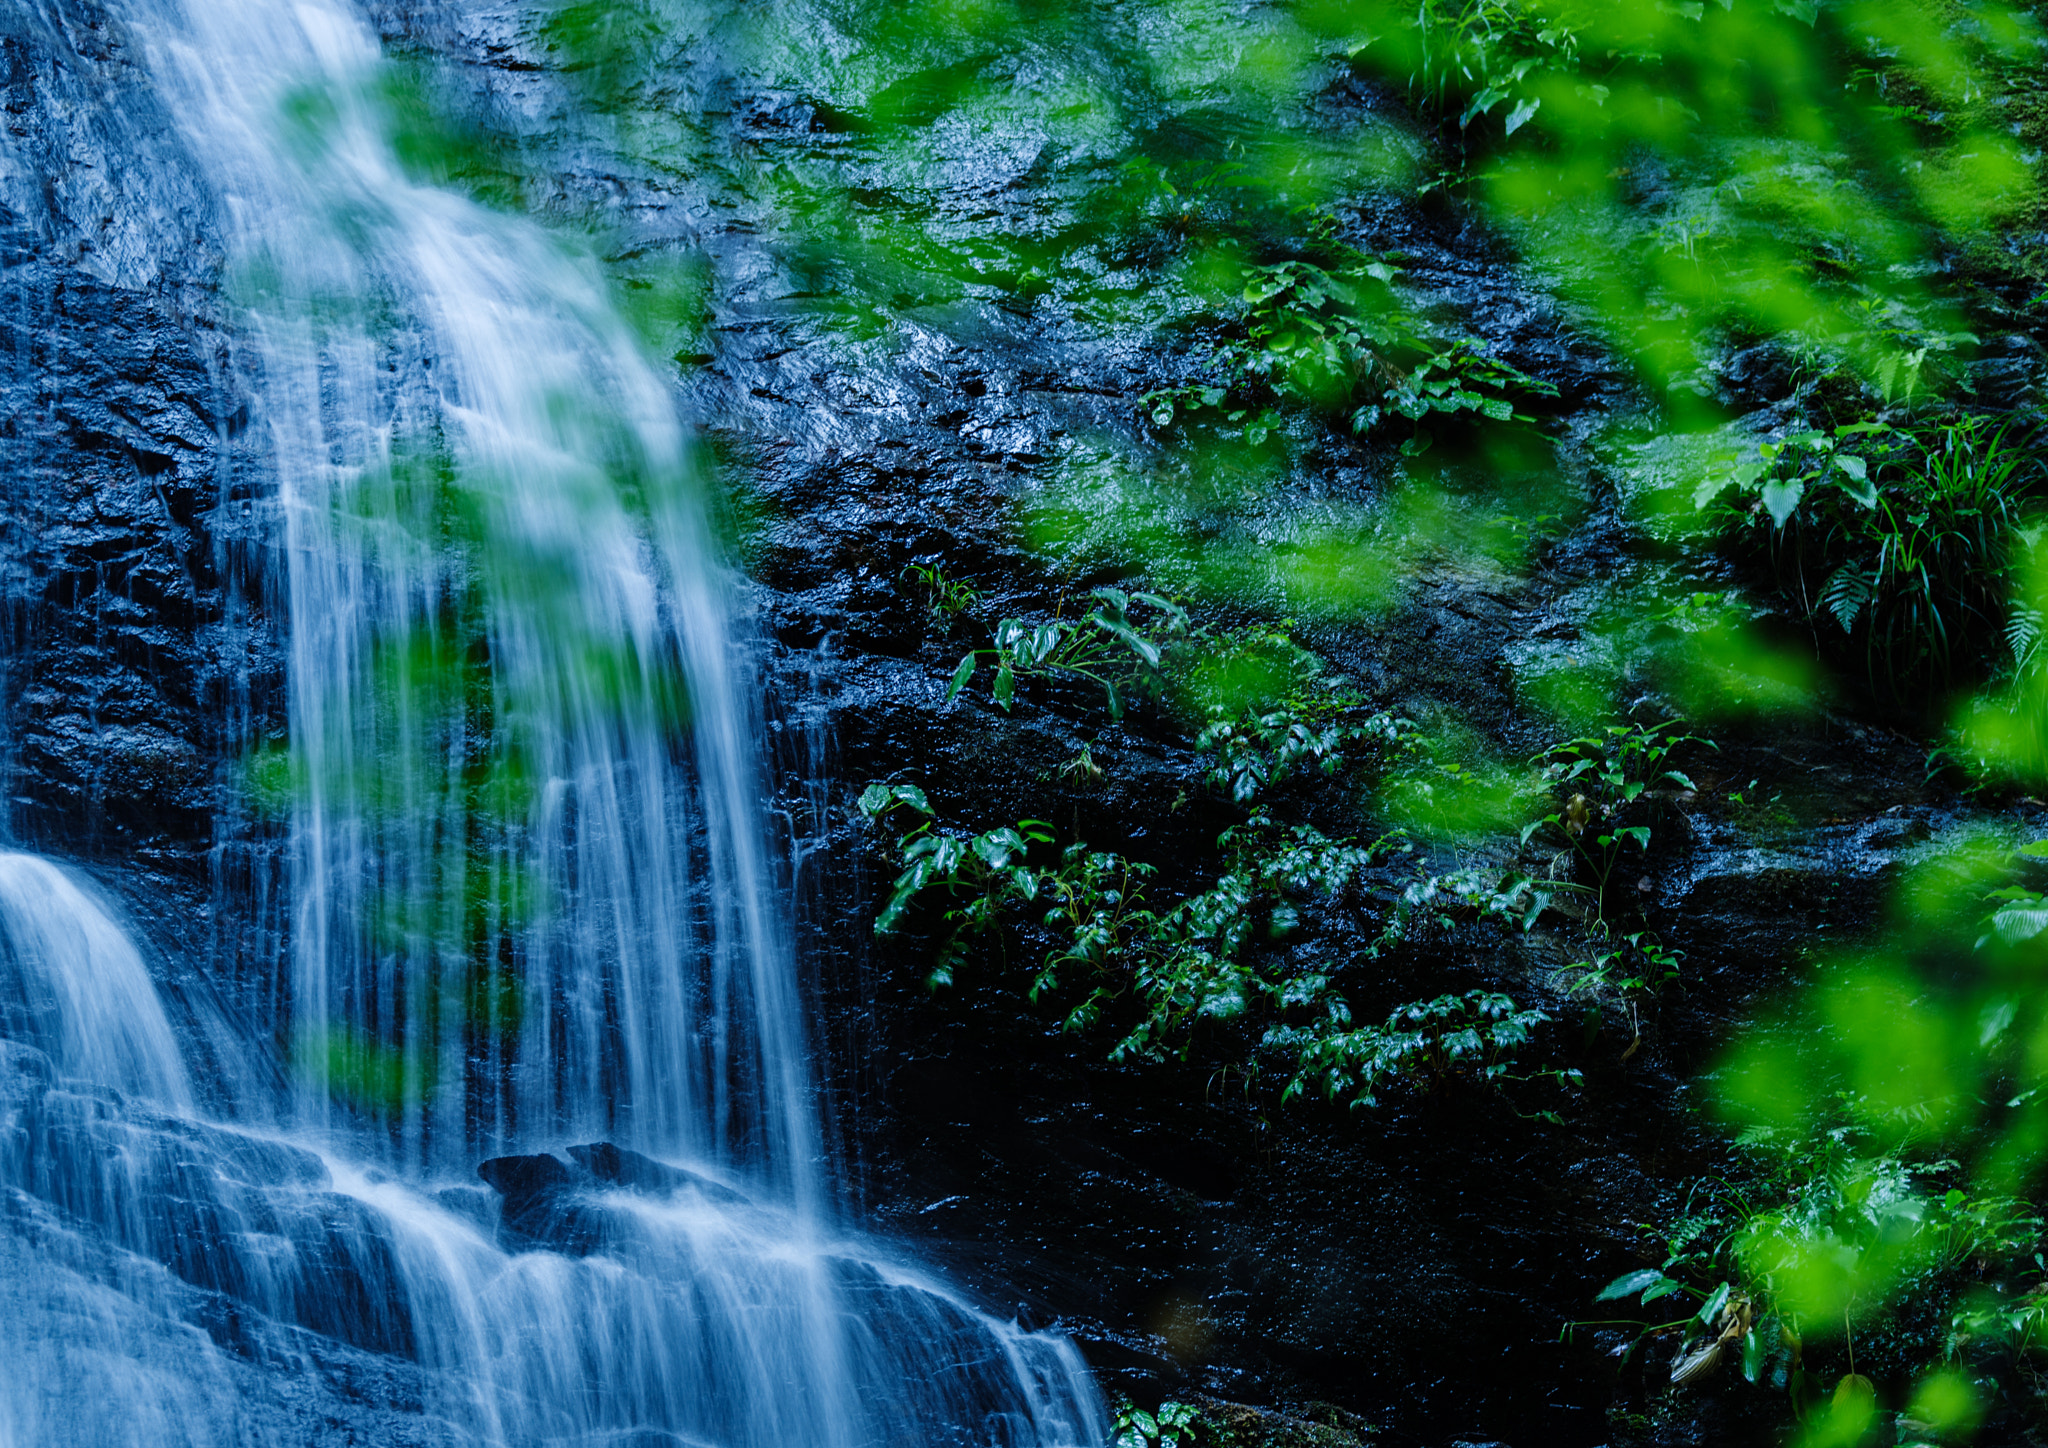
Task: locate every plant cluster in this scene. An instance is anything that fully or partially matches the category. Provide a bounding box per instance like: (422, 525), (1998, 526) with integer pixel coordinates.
(1700, 416), (2044, 698)
(1268, 989), (1556, 1111)
(1141, 252), (1555, 454)
(1587, 1125), (2041, 1443)
(1195, 696), (1411, 805)
(901, 560), (981, 630)
(1557, 929), (1684, 1060)
(946, 586), (1191, 721)
(1113, 1399), (1202, 1448)
(859, 776), (1558, 1109)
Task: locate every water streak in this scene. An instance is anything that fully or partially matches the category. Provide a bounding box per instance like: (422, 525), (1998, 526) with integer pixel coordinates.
(0, 853), (190, 1110)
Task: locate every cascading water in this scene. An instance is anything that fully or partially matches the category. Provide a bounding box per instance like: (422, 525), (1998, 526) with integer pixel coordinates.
(0, 2), (1108, 1445)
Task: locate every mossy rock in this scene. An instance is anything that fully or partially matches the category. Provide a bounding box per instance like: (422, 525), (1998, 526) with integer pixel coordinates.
(1184, 1397), (1376, 1447)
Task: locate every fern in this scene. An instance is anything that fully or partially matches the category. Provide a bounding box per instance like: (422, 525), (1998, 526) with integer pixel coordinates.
(1820, 564), (1876, 634)
(2008, 604), (2044, 676)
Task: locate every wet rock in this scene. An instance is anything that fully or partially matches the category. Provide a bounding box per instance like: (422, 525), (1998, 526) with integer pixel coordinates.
(1114, 1394), (1377, 1446)
(433, 1183), (499, 1231)
(476, 1151), (601, 1256)
(566, 1141), (752, 1208)
(0, 1039), (55, 1106)
(477, 1143), (758, 1255)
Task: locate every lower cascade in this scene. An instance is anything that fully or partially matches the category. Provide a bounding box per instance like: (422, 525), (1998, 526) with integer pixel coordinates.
(0, 0), (1105, 1442)
(0, 850), (1101, 1446)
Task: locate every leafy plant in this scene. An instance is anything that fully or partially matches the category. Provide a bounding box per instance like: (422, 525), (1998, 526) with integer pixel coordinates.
(1141, 253), (1555, 452)
(1521, 720), (1711, 922)
(857, 782), (1063, 989)
(1558, 929), (1684, 1060)
(1111, 817), (1399, 1062)
(947, 586), (1190, 721)
(1701, 415), (2043, 696)
(1585, 1127), (2042, 1427)
(901, 561), (981, 630)
(1196, 698), (1410, 804)
(1370, 0), (1584, 142)
(1267, 989), (1554, 1111)
(1113, 1399), (1201, 1448)
(862, 787), (1514, 1107)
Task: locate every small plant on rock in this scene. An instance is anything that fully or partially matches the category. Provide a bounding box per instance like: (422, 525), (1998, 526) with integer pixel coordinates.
(1267, 989), (1555, 1111)
(1141, 250), (1554, 454)
(1196, 700), (1411, 804)
(900, 561), (980, 631)
(947, 586), (1190, 721)
(1522, 720), (1711, 922)
(1113, 1399), (1201, 1448)
(1557, 929), (1684, 1060)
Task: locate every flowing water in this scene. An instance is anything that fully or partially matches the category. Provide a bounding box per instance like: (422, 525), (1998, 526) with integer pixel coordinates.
(0, 2), (1107, 1443)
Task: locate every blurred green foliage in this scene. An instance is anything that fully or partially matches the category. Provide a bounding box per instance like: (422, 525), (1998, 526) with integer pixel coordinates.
(1312, 0), (2044, 404)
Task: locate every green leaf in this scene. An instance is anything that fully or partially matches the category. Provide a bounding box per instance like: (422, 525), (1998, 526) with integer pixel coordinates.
(1094, 614), (1162, 668)
(1761, 475), (1804, 528)
(863, 783), (932, 819)
(1741, 1327), (1765, 1383)
(1505, 95), (1541, 134)
(1460, 84), (1508, 127)
(993, 663), (1016, 710)
(1992, 898), (2048, 945)
(1831, 452), (1878, 507)
(947, 653), (977, 703)
(1697, 1281), (1732, 1326)
(892, 785), (932, 815)
(1596, 1269), (1669, 1302)
(974, 828), (1027, 868)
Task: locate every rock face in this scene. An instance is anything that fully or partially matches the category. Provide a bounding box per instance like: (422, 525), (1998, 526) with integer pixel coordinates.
(0, 255), (275, 858)
(0, 4), (284, 904)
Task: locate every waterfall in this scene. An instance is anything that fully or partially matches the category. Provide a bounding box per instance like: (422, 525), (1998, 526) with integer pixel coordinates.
(0, 854), (191, 1110)
(143, 0), (804, 1181)
(0, 2), (1109, 1444)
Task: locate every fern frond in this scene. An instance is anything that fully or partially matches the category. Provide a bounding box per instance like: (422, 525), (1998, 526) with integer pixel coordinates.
(1820, 564), (1875, 634)
(2007, 604), (2044, 675)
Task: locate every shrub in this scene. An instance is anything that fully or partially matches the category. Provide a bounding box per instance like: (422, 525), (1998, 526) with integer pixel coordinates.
(1700, 416), (2043, 699)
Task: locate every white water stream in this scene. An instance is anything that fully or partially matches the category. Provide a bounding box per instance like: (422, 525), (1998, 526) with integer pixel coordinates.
(0, 2), (1107, 1444)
